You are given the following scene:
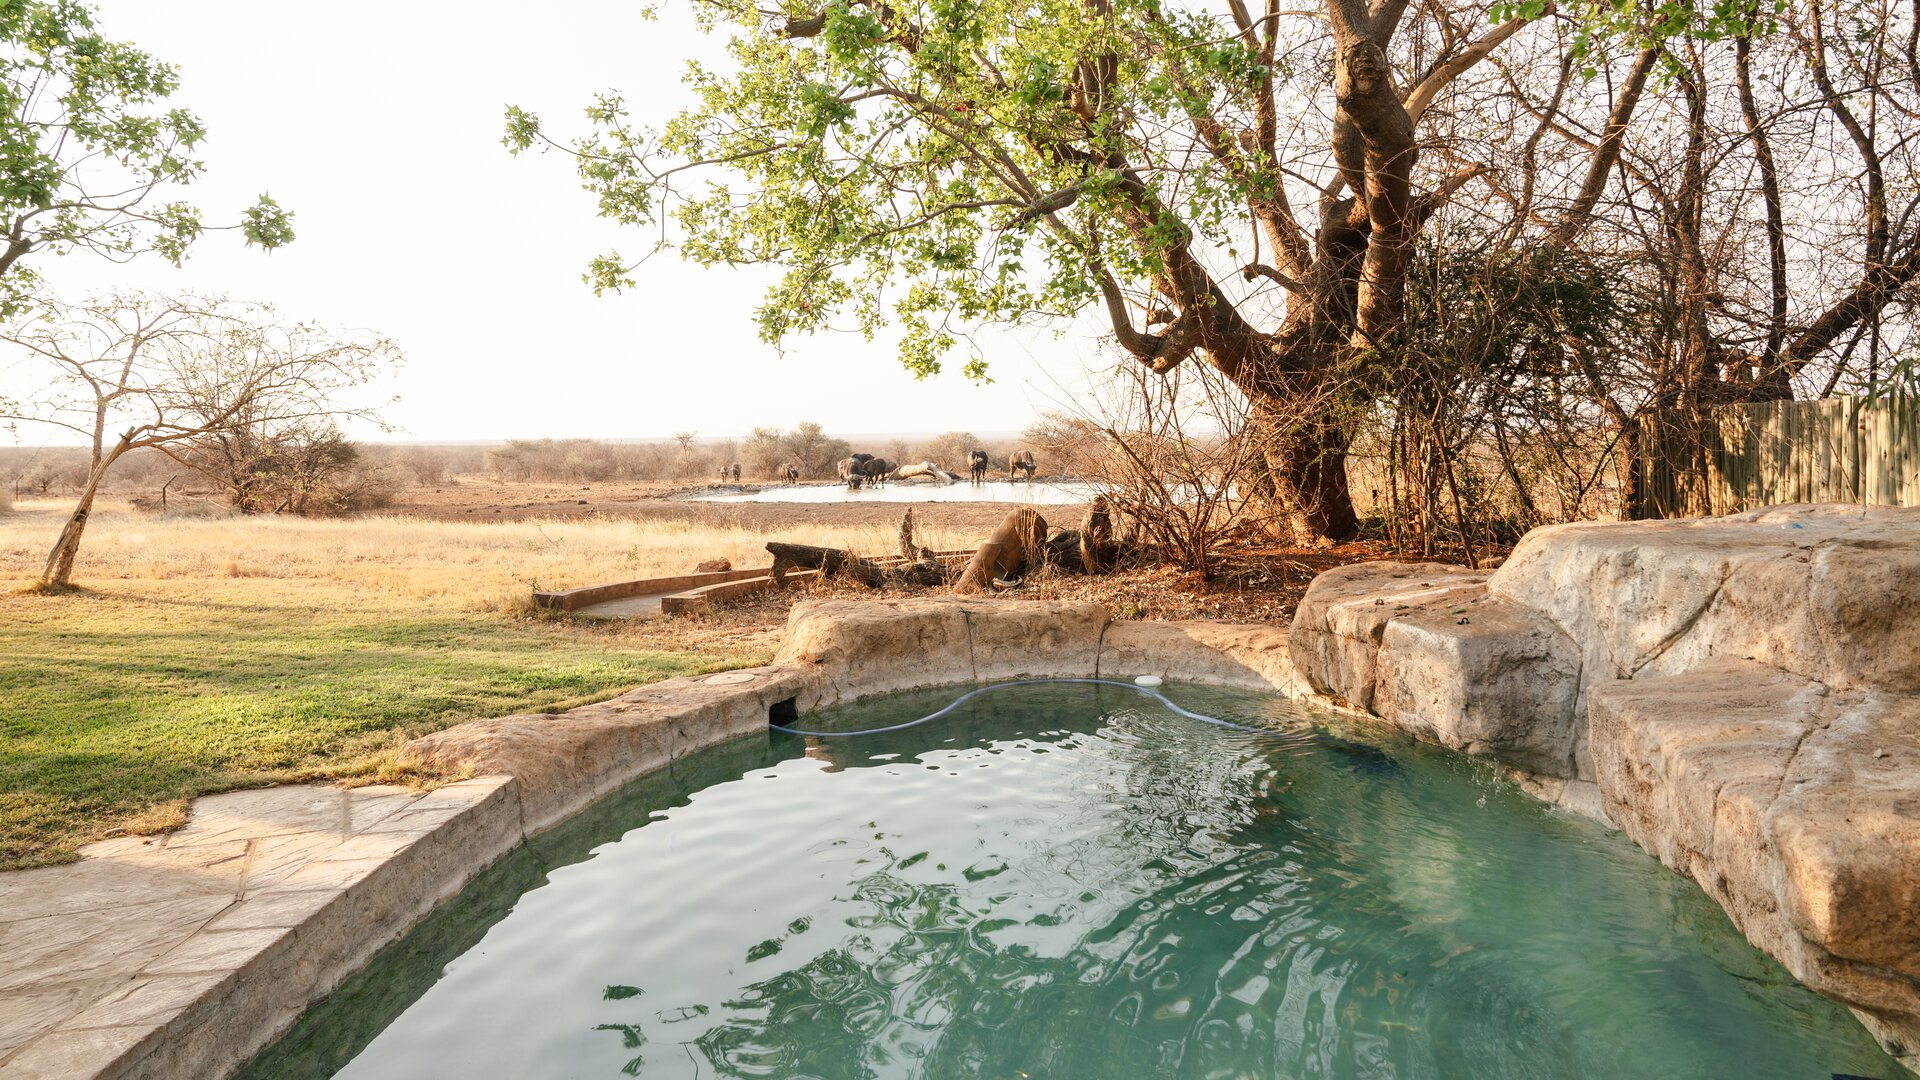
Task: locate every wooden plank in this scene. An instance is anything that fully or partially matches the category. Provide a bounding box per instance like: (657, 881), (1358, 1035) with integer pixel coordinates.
(1809, 399), (1829, 503)
(1898, 393), (1919, 507)
(1825, 397), (1851, 502)
(1716, 404), (1746, 514)
(1907, 393), (1919, 508)
(1776, 399), (1794, 505)
(1868, 398), (1894, 505)
(1843, 395), (1862, 503)
(1768, 399), (1785, 507)
(534, 564), (805, 611)
(1793, 401), (1810, 504)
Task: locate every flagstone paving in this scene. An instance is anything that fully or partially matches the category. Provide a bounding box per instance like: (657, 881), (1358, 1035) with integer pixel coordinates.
(0, 779), (502, 1078)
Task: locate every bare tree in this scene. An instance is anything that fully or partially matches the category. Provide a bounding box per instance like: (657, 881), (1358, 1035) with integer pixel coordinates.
(0, 293), (400, 588)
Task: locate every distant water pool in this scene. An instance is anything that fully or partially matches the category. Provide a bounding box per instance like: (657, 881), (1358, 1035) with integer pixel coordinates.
(241, 682), (1900, 1080)
(689, 480), (1096, 504)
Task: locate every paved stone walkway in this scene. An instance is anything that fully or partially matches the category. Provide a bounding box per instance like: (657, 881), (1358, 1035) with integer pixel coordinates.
(0, 780), (484, 1077)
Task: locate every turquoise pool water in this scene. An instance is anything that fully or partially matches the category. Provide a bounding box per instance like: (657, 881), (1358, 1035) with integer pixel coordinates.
(242, 682), (1900, 1079)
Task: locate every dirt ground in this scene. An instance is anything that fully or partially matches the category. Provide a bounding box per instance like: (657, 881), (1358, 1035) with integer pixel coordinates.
(382, 477), (1404, 648)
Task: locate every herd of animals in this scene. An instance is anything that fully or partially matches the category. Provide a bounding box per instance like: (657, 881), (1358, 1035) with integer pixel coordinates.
(718, 449), (1038, 488)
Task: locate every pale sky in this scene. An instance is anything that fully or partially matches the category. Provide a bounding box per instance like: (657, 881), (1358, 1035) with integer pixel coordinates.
(34, 0), (1113, 443)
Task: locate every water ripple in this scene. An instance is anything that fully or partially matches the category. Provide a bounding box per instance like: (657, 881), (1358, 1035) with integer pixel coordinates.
(263, 681), (1900, 1080)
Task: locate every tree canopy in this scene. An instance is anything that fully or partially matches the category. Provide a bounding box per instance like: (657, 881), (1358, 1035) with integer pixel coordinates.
(0, 0), (294, 313)
(509, 0), (1920, 540)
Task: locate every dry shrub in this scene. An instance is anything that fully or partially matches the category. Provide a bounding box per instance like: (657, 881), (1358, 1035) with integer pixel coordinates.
(1028, 362), (1264, 576)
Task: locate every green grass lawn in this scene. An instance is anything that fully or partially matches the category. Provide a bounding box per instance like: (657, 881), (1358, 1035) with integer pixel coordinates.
(0, 582), (758, 869)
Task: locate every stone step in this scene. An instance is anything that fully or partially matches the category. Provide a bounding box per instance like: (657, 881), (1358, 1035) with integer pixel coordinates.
(1589, 663), (1920, 1068)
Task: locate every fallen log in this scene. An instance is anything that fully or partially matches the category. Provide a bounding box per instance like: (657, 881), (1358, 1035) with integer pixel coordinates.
(766, 538), (952, 589)
(890, 460), (960, 484)
(767, 542), (888, 587)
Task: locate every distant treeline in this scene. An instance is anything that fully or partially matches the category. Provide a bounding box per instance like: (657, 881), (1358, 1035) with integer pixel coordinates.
(0, 425), (1040, 512)
(484, 425), (1031, 483)
(0, 442), (488, 515)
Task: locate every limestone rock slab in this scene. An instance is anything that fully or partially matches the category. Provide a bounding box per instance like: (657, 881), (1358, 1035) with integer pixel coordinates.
(397, 665), (812, 833)
(1590, 664), (1920, 1072)
(1376, 596), (1582, 776)
(1491, 503), (1920, 696)
(1098, 620), (1309, 695)
(776, 598), (1109, 704)
(1288, 561), (1488, 712)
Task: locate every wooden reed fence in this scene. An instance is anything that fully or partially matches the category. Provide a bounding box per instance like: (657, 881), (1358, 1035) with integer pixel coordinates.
(1637, 393), (1920, 518)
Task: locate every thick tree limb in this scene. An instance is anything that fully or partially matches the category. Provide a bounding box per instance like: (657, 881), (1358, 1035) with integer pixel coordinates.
(1545, 47), (1658, 248)
(1735, 31), (1789, 369)
(1402, 11), (1542, 124)
(1782, 240), (1920, 369)
(780, 1), (921, 50)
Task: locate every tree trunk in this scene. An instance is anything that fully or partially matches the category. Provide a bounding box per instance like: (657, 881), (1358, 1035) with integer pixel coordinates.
(41, 436), (130, 589)
(1617, 417), (1649, 521)
(766, 542), (889, 587)
(890, 461), (959, 484)
(1261, 413), (1359, 545)
(765, 541), (949, 587)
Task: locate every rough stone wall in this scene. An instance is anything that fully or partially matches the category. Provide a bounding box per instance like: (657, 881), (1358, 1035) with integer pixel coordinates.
(1287, 503), (1920, 1070)
(18, 543), (1916, 1079)
(771, 597), (1313, 701)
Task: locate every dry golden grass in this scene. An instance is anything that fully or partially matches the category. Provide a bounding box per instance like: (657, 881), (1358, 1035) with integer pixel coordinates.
(0, 497), (977, 609)
(3, 496), (979, 867)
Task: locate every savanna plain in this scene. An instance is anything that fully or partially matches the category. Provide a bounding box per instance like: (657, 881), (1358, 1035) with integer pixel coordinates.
(0, 479), (1008, 870)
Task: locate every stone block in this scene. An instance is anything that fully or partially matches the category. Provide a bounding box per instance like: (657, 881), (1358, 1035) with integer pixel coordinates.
(1289, 561), (1487, 712)
(1376, 596), (1581, 775)
(1097, 620), (1305, 694)
(1589, 664), (1920, 1066)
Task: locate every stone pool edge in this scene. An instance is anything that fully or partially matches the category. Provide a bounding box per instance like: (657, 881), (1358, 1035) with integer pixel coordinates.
(6, 588), (1910, 1077)
(4, 599), (1326, 1080)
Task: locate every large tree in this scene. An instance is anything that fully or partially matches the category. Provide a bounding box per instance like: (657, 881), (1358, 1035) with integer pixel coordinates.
(503, 0), (1608, 539)
(0, 0), (294, 312)
(508, 0), (1917, 539)
(0, 293), (398, 588)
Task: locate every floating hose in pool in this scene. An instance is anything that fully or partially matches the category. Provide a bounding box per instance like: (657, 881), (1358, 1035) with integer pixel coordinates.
(766, 677), (1285, 738)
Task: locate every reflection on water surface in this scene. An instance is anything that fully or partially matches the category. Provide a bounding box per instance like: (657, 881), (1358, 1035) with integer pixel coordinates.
(241, 683), (1900, 1080)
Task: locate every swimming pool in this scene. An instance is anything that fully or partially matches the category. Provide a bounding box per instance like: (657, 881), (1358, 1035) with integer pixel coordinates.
(240, 681), (1901, 1079)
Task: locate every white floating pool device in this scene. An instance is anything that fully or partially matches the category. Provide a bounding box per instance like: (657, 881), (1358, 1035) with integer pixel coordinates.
(1134, 674), (1164, 687)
